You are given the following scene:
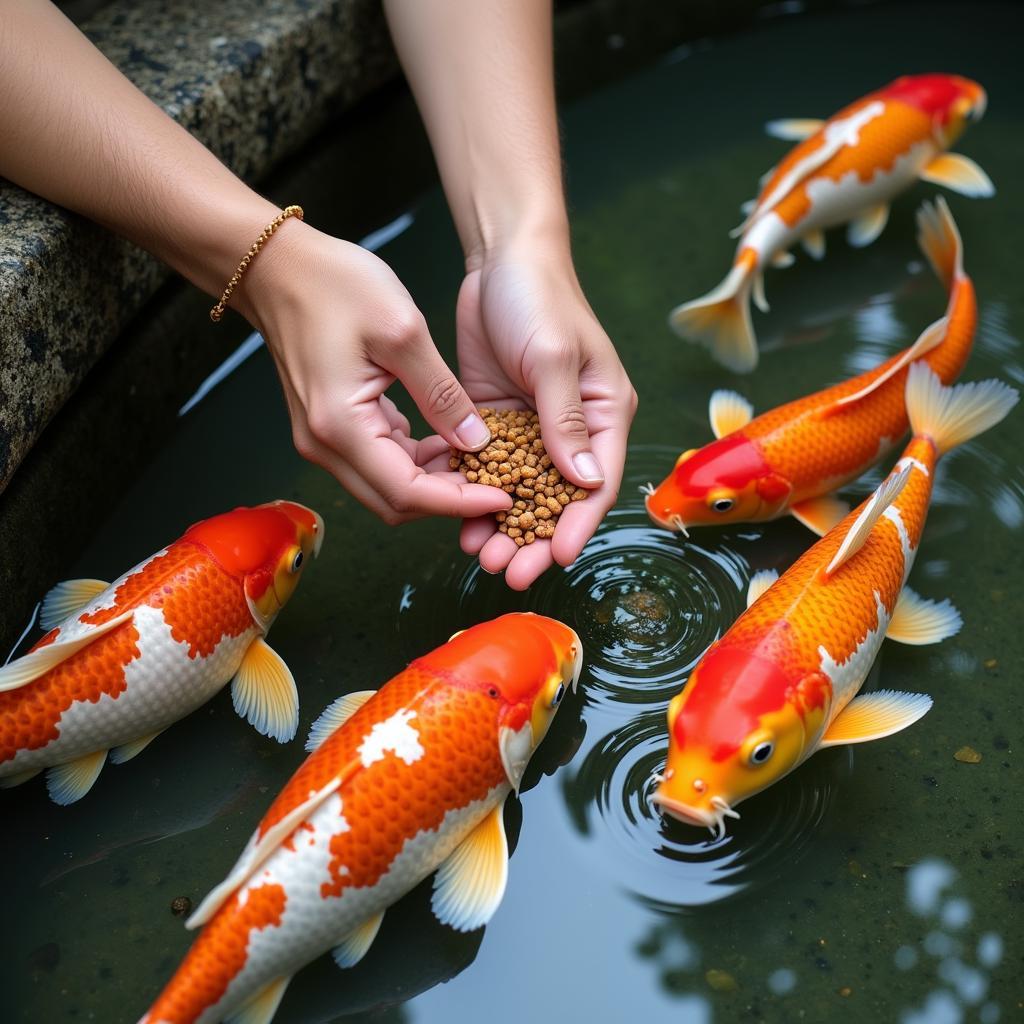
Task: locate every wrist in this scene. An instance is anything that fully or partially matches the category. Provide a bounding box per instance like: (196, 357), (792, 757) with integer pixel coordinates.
(467, 206), (572, 273)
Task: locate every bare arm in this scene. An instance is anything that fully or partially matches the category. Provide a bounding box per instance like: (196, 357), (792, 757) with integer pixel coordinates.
(0, 0), (506, 527)
(385, 0), (637, 587)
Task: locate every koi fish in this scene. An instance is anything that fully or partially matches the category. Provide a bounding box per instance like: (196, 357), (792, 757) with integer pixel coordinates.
(652, 365), (1017, 837)
(670, 73), (991, 372)
(140, 612), (582, 1024)
(0, 501), (323, 804)
(647, 198), (974, 539)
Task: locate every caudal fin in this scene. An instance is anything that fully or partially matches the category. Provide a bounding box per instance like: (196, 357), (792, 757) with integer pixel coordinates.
(906, 363), (1018, 456)
(669, 253), (758, 373)
(916, 197), (963, 291)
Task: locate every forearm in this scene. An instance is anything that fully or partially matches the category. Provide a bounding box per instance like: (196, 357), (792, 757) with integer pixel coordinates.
(0, 0), (277, 302)
(383, 0), (569, 268)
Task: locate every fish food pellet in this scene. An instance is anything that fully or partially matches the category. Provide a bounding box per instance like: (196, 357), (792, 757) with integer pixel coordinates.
(449, 408), (589, 545)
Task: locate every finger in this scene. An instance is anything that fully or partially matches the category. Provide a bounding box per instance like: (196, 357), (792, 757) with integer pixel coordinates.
(370, 320), (492, 453)
(460, 516), (498, 555)
(379, 394), (412, 437)
(504, 541), (556, 591)
(478, 532), (518, 574)
(531, 347), (606, 490)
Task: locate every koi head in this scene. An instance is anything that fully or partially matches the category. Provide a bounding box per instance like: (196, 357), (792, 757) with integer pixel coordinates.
(652, 646), (830, 838)
(881, 73), (987, 146)
(644, 437), (792, 534)
(434, 613), (583, 793)
(184, 500), (325, 631)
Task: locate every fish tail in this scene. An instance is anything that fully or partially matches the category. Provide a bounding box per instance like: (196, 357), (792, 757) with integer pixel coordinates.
(906, 362), (1018, 457)
(916, 196), (963, 292)
(669, 249), (758, 373)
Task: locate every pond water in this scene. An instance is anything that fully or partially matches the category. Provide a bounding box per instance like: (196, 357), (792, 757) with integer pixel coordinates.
(4, 2), (1022, 1022)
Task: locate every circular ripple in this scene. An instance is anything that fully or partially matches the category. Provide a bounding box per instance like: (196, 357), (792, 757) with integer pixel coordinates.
(399, 445), (755, 704)
(562, 709), (852, 909)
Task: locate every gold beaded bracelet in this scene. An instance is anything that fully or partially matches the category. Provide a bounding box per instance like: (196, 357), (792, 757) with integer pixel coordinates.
(209, 205), (304, 322)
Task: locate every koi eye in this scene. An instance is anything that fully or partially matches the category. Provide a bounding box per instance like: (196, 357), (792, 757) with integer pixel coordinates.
(749, 741), (774, 765)
(550, 683), (565, 709)
(711, 498), (734, 513)
(487, 686), (499, 699)
(290, 551), (304, 573)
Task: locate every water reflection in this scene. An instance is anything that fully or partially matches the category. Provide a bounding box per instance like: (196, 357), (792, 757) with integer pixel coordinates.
(898, 858), (1004, 1024)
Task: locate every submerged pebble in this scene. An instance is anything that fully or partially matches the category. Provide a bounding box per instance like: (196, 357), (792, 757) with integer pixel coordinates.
(170, 896), (192, 917)
(705, 968), (738, 992)
(953, 746), (982, 764)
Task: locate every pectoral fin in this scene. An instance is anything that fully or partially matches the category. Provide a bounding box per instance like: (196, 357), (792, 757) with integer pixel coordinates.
(305, 690), (376, 752)
(39, 579), (111, 630)
(746, 570), (779, 608)
(790, 495), (850, 537)
(109, 730), (163, 765)
(225, 976), (291, 1024)
(819, 691), (932, 747)
(231, 638), (299, 743)
(708, 389), (754, 439)
(847, 204), (890, 248)
(46, 750), (107, 805)
(432, 804), (509, 932)
(332, 912), (385, 968)
(802, 230), (826, 261)
(771, 250), (795, 269)
(886, 588), (962, 645)
(919, 153), (995, 198)
(765, 118), (825, 141)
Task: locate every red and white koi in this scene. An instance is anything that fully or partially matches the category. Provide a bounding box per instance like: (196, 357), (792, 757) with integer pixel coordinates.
(670, 73), (991, 372)
(653, 365), (1016, 837)
(0, 501), (323, 804)
(140, 612), (582, 1024)
(647, 198), (974, 538)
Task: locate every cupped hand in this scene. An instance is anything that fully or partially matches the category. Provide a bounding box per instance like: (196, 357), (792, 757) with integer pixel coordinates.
(238, 221), (512, 526)
(455, 245), (637, 589)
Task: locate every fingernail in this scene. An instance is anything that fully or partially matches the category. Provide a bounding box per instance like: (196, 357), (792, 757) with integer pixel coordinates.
(573, 451), (604, 483)
(456, 413), (491, 450)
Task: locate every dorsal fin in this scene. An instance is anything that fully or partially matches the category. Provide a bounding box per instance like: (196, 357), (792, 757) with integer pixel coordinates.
(186, 776), (346, 929)
(0, 609), (135, 693)
(746, 569), (779, 608)
(305, 690), (377, 752)
(733, 100), (885, 238)
(823, 466), (911, 578)
(39, 579), (111, 631)
(825, 316), (948, 412)
(765, 118), (826, 141)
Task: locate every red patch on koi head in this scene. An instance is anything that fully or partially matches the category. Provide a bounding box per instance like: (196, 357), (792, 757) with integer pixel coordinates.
(672, 645), (795, 762)
(880, 74), (986, 125)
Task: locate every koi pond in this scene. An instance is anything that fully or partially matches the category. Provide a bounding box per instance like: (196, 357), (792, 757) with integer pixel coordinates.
(4, 2), (1022, 1021)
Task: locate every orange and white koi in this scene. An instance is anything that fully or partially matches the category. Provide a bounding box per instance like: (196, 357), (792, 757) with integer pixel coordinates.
(647, 198), (974, 539)
(652, 365), (1017, 837)
(670, 74), (991, 372)
(0, 501), (323, 804)
(140, 612), (582, 1024)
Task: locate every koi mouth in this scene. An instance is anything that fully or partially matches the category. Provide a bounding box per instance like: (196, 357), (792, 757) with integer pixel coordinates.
(650, 790), (740, 841)
(641, 486), (690, 538)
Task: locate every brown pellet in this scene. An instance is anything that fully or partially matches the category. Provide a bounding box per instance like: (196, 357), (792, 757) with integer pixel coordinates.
(450, 408), (589, 544)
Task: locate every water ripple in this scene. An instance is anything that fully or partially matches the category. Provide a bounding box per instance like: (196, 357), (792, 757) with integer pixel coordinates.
(562, 708), (852, 910)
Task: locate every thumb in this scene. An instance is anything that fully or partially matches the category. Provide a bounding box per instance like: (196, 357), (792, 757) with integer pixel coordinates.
(372, 319), (491, 452)
(531, 351), (605, 488)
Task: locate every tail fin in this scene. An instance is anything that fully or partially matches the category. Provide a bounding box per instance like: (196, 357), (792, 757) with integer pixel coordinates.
(906, 363), (1018, 456)
(669, 252), (758, 373)
(916, 197), (963, 291)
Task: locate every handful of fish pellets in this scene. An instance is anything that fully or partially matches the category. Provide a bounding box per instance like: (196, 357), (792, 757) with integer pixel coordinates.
(449, 409), (589, 545)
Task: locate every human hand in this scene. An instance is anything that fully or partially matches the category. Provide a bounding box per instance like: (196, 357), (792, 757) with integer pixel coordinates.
(237, 220), (512, 526)
(455, 240), (637, 589)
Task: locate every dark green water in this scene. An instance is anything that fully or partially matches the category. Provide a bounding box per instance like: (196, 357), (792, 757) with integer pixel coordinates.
(4, 3), (1022, 1021)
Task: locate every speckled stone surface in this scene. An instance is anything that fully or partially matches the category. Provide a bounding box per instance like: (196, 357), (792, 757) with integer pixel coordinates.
(0, 0), (399, 496)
